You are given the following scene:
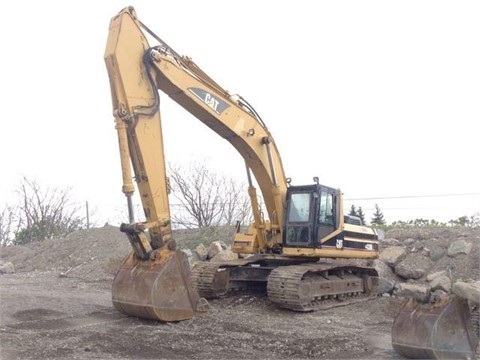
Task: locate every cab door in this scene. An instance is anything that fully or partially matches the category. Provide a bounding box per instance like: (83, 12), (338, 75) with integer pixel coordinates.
(316, 189), (336, 242)
(284, 189), (315, 247)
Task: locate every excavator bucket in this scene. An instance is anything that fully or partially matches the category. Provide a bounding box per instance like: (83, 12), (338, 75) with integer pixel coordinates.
(391, 295), (478, 359)
(112, 249), (210, 322)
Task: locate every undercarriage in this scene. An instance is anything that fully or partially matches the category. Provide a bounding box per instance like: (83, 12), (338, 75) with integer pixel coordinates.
(191, 255), (379, 312)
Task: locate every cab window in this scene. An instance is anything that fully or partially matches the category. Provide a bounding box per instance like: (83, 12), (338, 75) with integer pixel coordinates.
(288, 193), (310, 222)
(319, 191), (334, 225)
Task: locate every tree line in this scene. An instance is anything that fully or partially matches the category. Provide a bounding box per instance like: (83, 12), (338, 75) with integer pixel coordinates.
(0, 164), (251, 246)
(2, 167), (479, 246)
(349, 204), (480, 228)
(349, 204), (385, 226)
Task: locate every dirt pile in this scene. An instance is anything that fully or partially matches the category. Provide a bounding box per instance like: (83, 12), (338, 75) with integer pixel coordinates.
(0, 225), (238, 281)
(0, 226), (130, 281)
(0, 226), (479, 288)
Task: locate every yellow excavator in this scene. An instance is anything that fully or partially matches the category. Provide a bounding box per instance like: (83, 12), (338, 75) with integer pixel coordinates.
(104, 7), (477, 358)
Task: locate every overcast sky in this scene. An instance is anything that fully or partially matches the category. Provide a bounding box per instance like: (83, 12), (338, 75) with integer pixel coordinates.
(2, 1), (479, 225)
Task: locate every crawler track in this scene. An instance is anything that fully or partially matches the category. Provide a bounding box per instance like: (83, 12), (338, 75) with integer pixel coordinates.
(191, 262), (229, 298)
(267, 263), (379, 311)
(191, 258), (260, 297)
(192, 259), (379, 311)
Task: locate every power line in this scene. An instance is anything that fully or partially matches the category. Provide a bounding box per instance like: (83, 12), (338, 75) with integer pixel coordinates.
(345, 192), (480, 201)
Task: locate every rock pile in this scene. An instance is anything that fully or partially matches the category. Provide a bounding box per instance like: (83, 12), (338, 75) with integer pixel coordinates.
(1, 225), (479, 304)
(376, 228), (479, 304)
(184, 227), (480, 305)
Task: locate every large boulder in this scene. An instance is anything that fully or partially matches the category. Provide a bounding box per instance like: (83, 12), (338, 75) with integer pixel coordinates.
(394, 253), (431, 280)
(379, 246), (406, 268)
(447, 240), (473, 257)
(452, 281), (480, 304)
(207, 241), (224, 259)
(394, 282), (430, 303)
(429, 246), (446, 261)
(429, 275), (451, 293)
(194, 243), (208, 261)
(210, 249), (238, 262)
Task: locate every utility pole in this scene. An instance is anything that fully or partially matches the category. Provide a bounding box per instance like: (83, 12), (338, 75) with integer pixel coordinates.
(86, 201), (90, 229)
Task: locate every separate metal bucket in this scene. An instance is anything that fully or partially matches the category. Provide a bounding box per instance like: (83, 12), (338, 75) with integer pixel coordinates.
(391, 295), (478, 359)
(112, 249), (210, 322)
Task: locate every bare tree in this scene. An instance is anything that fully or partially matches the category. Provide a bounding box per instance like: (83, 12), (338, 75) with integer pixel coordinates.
(218, 177), (252, 226)
(168, 162), (251, 229)
(14, 177), (86, 244)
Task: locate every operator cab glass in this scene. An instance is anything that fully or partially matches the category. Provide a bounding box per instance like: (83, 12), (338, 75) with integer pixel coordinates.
(288, 193), (311, 222)
(284, 184), (337, 248)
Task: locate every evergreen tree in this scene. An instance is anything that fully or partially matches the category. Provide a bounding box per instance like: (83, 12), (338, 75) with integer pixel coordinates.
(357, 206), (366, 225)
(349, 205), (357, 217)
(370, 204), (386, 226)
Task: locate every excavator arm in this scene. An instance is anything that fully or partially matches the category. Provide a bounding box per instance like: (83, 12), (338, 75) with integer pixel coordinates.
(104, 6), (289, 322)
(105, 7), (288, 255)
(104, 7), (220, 322)
(105, 8), (173, 256)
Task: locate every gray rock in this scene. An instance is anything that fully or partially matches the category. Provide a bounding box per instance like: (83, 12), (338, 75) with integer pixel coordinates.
(379, 246), (406, 268)
(207, 241), (224, 259)
(373, 259), (396, 279)
(381, 238), (400, 246)
(394, 253), (431, 280)
(395, 264), (426, 280)
(403, 238), (415, 246)
(452, 281), (480, 304)
(430, 275), (451, 293)
(377, 278), (395, 295)
(447, 240), (473, 257)
(426, 270), (446, 282)
(394, 282), (430, 303)
(431, 237), (449, 249)
(194, 243), (208, 261)
(429, 247), (446, 261)
(0, 261), (14, 274)
(210, 249), (238, 262)
(406, 240), (424, 253)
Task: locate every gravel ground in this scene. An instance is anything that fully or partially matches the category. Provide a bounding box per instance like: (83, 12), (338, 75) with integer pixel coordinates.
(0, 225), (478, 359)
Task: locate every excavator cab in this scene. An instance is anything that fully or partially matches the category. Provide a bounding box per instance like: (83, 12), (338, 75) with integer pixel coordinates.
(283, 183), (379, 258)
(284, 184), (337, 248)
